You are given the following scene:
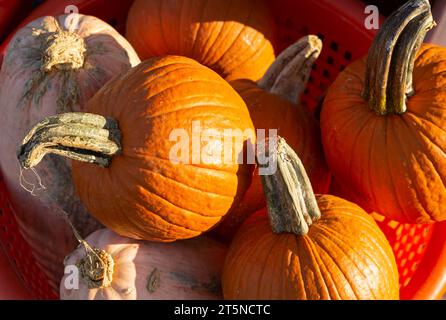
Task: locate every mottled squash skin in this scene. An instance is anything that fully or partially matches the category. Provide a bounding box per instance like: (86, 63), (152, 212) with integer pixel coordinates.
(0, 14), (140, 290)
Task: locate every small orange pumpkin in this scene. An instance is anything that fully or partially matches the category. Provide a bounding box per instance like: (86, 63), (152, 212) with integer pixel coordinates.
(125, 0), (276, 82)
(18, 56), (255, 242)
(222, 138), (399, 300)
(212, 36), (331, 242)
(321, 0), (446, 223)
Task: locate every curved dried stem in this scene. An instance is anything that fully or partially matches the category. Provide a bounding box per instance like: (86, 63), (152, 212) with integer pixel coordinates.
(363, 0), (435, 115)
(18, 112), (121, 170)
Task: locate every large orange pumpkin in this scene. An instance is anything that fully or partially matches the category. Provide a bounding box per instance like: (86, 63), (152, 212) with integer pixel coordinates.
(321, 0), (445, 223)
(18, 56), (255, 242)
(222, 138), (399, 300)
(125, 0), (276, 82)
(212, 36), (331, 242)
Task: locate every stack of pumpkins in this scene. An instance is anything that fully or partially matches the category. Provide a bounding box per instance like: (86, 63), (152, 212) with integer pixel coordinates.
(0, 0), (444, 300)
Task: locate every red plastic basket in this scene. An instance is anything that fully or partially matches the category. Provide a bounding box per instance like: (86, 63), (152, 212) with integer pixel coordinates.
(0, 0), (445, 300)
(0, 0), (26, 41)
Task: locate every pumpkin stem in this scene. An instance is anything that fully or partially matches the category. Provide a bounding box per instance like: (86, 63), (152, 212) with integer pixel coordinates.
(17, 112), (122, 170)
(258, 137), (321, 235)
(40, 29), (86, 72)
(258, 35), (322, 105)
(76, 245), (115, 290)
(61, 216), (113, 289)
(363, 0), (435, 115)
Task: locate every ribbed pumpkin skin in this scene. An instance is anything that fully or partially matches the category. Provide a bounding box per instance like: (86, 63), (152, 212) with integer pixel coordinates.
(223, 194), (399, 300)
(0, 15), (140, 290)
(321, 44), (446, 223)
(73, 56), (255, 242)
(61, 229), (227, 300)
(126, 0), (276, 82)
(212, 79), (331, 242)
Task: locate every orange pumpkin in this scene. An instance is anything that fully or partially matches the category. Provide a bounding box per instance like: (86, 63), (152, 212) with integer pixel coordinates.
(212, 36), (331, 242)
(18, 56), (255, 242)
(321, 0), (445, 223)
(125, 0), (276, 82)
(222, 137), (399, 300)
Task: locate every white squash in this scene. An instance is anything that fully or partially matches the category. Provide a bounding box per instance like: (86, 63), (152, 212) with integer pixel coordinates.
(0, 14), (140, 291)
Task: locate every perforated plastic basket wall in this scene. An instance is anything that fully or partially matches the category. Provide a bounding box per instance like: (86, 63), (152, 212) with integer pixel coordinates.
(0, 0), (445, 300)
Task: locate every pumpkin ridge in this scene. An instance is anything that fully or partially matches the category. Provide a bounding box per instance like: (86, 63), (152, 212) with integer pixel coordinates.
(344, 112), (375, 200)
(311, 229), (365, 299)
(310, 239), (342, 300)
(202, 0), (236, 67)
(176, 0), (185, 54)
(256, 232), (284, 299)
(243, 224), (275, 299)
(400, 115), (446, 219)
(308, 234), (345, 299)
(140, 64), (196, 84)
(136, 166), (236, 199)
(99, 165), (201, 240)
(292, 235), (308, 299)
(251, 231), (277, 299)
(223, 33), (269, 77)
(321, 214), (397, 298)
(315, 221), (394, 296)
(403, 113), (446, 162)
(313, 238), (360, 299)
(415, 83), (446, 95)
(124, 152), (247, 176)
(384, 120), (418, 220)
(414, 49), (446, 81)
(277, 235), (292, 299)
(142, 71), (229, 98)
(319, 221), (388, 299)
(384, 118), (409, 217)
(130, 185), (220, 231)
(141, 74), (245, 103)
(406, 109), (446, 136)
(126, 166), (234, 219)
(129, 201), (202, 239)
(189, 0), (209, 59)
(301, 235), (332, 299)
(366, 117), (381, 216)
(199, 10), (227, 67)
(147, 98), (248, 119)
(158, 0), (170, 55)
(210, 20), (251, 77)
(394, 116), (434, 221)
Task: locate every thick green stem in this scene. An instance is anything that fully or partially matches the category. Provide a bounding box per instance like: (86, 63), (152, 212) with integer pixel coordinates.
(17, 112), (122, 169)
(363, 0), (435, 115)
(258, 35), (322, 105)
(258, 137), (321, 236)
